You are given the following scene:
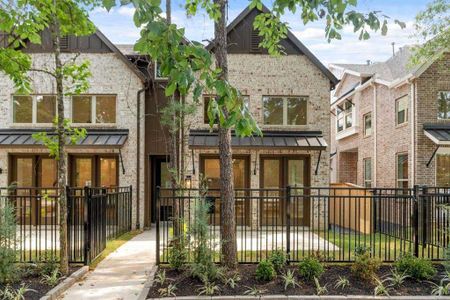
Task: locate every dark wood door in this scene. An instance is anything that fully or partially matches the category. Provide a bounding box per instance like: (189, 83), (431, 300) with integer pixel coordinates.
(151, 157), (171, 223)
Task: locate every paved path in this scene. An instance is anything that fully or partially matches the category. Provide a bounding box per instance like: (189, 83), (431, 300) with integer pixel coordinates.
(61, 229), (155, 300)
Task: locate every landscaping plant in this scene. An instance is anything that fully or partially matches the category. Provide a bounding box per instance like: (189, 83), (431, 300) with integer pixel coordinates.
(158, 283), (177, 297)
(0, 284), (35, 300)
(255, 259), (276, 281)
(394, 253), (436, 280)
(334, 276), (350, 290)
(223, 272), (241, 289)
(351, 246), (380, 281)
(39, 255), (59, 276)
(374, 277), (390, 296)
(314, 277), (328, 296)
(197, 281), (220, 296)
(280, 270), (299, 290)
(154, 269), (167, 286)
(168, 229), (188, 271)
(244, 286), (267, 296)
(385, 269), (410, 287)
(40, 269), (61, 287)
(0, 201), (18, 284)
(269, 249), (287, 273)
(298, 257), (324, 281)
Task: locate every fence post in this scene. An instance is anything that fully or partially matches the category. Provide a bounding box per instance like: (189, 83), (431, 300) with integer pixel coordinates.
(286, 186), (291, 262)
(413, 185), (420, 257)
(156, 186), (161, 265)
(421, 185), (428, 247)
(84, 186), (91, 265)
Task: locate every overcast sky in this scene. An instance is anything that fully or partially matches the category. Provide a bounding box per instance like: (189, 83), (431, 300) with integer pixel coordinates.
(89, 0), (429, 65)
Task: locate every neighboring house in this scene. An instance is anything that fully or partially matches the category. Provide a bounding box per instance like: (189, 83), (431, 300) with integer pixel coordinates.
(0, 29), (147, 228)
(330, 46), (450, 188)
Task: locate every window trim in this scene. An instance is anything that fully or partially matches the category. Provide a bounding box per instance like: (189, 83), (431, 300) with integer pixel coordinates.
(363, 157), (372, 188)
(154, 60), (169, 80)
(11, 94), (57, 125)
(71, 94), (118, 125)
(262, 95), (308, 126)
(363, 112), (372, 137)
(396, 152), (409, 188)
(438, 91), (450, 120)
(336, 99), (354, 133)
(395, 95), (409, 126)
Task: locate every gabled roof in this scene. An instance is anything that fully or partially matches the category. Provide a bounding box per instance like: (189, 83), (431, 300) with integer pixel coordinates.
(206, 4), (338, 86)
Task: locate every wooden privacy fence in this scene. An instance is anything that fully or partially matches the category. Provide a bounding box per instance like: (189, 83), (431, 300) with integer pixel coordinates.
(0, 186), (132, 264)
(156, 185), (450, 264)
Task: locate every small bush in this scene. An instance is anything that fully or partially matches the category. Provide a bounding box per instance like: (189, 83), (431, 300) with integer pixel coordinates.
(394, 253), (436, 280)
(255, 259), (276, 281)
(39, 255), (59, 276)
(269, 250), (287, 273)
(168, 237), (188, 271)
(0, 201), (18, 284)
(351, 247), (380, 281)
(298, 257), (324, 281)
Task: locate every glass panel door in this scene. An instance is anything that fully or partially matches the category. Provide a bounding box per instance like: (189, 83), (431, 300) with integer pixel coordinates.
(261, 159), (282, 226)
(100, 157), (117, 187)
(74, 158), (93, 187)
(14, 158), (34, 225)
(288, 159), (308, 226)
(38, 158), (58, 225)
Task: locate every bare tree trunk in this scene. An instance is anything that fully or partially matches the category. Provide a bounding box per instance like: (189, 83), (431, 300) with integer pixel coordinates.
(50, 0), (69, 275)
(214, 0), (237, 269)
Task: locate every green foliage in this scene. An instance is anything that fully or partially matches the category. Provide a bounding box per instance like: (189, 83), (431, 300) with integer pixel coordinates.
(40, 269), (61, 287)
(154, 269), (167, 286)
(38, 254), (59, 276)
(223, 272), (240, 289)
(0, 284), (35, 300)
(394, 253), (436, 280)
(298, 257), (324, 281)
(255, 259), (276, 281)
(158, 283), (177, 297)
(280, 269), (299, 290)
(197, 281), (220, 296)
(269, 249), (287, 273)
(168, 235), (188, 271)
(430, 273), (450, 296)
(385, 269), (410, 287)
(410, 0), (449, 66)
(351, 247), (380, 281)
(334, 276), (350, 290)
(314, 277), (328, 295)
(0, 201), (18, 284)
(243, 286), (267, 296)
(373, 277), (390, 296)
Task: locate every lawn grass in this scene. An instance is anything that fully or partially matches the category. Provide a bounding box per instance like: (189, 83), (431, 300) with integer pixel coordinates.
(89, 230), (141, 269)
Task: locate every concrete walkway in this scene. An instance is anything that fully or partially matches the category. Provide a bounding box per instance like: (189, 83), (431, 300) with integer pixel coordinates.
(61, 229), (156, 300)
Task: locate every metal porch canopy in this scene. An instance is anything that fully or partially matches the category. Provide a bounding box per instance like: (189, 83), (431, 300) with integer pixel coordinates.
(423, 124), (450, 167)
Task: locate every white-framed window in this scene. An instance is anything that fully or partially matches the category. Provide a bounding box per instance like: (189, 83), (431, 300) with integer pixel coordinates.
(395, 95), (408, 125)
(263, 96), (308, 125)
(396, 153), (408, 188)
(12, 95), (56, 124)
(438, 91), (450, 120)
(363, 157), (372, 188)
(337, 100), (353, 132)
(154, 60), (168, 80)
(72, 95), (117, 124)
(363, 112), (372, 137)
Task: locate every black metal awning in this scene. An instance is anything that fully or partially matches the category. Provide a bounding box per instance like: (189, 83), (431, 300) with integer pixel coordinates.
(189, 130), (327, 150)
(0, 129), (129, 147)
(424, 124), (450, 146)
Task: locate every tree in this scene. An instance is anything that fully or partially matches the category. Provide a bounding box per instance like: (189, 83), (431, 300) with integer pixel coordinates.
(410, 0), (449, 66)
(0, 0), (98, 275)
(105, 0), (402, 269)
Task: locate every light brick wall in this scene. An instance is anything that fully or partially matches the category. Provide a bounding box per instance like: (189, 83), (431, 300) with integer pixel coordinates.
(0, 53), (146, 228)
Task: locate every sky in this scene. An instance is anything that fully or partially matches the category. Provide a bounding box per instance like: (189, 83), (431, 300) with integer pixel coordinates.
(89, 0), (430, 65)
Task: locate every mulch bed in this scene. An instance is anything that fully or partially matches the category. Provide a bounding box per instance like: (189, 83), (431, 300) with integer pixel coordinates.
(0, 265), (81, 300)
(148, 264), (445, 298)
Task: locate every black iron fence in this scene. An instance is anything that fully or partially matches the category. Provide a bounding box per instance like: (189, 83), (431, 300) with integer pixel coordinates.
(156, 185), (450, 264)
(0, 185), (132, 264)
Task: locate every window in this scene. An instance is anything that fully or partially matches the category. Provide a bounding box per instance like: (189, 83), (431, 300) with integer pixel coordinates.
(363, 158), (372, 188)
(336, 100), (353, 132)
(363, 112), (372, 136)
(436, 154), (450, 187)
(438, 91), (450, 120)
(395, 95), (408, 125)
(12, 95), (56, 124)
(72, 95), (116, 124)
(204, 95), (249, 124)
(263, 96), (307, 125)
(396, 153), (408, 188)
(154, 60), (168, 80)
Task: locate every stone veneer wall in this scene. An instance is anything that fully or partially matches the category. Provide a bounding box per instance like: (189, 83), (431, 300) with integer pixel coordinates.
(0, 53), (146, 228)
(183, 53), (331, 228)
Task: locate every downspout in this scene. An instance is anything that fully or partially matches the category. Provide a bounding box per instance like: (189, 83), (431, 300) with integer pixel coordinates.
(136, 85), (147, 229)
(409, 80), (416, 186)
(372, 83), (377, 186)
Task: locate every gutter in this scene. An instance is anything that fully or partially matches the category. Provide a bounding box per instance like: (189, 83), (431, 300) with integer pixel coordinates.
(136, 85), (147, 229)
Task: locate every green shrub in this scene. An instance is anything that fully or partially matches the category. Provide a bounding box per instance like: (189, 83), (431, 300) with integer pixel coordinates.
(394, 253), (436, 280)
(39, 255), (59, 276)
(298, 257), (324, 281)
(269, 250), (287, 273)
(255, 259), (276, 281)
(168, 236), (188, 271)
(0, 201), (18, 284)
(351, 247), (380, 281)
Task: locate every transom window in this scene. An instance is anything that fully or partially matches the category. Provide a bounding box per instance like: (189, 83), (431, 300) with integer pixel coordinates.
(72, 95), (116, 124)
(337, 100), (353, 132)
(395, 95), (408, 125)
(203, 95), (249, 124)
(396, 153), (409, 188)
(438, 91), (450, 120)
(263, 96), (307, 125)
(363, 158), (372, 188)
(363, 112), (372, 137)
(12, 95), (56, 124)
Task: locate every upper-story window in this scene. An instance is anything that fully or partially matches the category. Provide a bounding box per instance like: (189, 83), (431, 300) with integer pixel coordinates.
(363, 112), (372, 137)
(72, 95), (116, 124)
(263, 96), (307, 125)
(363, 157), (372, 188)
(337, 100), (353, 132)
(203, 95), (249, 124)
(438, 91), (450, 120)
(395, 95), (408, 125)
(12, 95), (56, 124)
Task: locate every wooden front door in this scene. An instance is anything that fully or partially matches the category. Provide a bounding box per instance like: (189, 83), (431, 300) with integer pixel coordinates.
(260, 156), (310, 226)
